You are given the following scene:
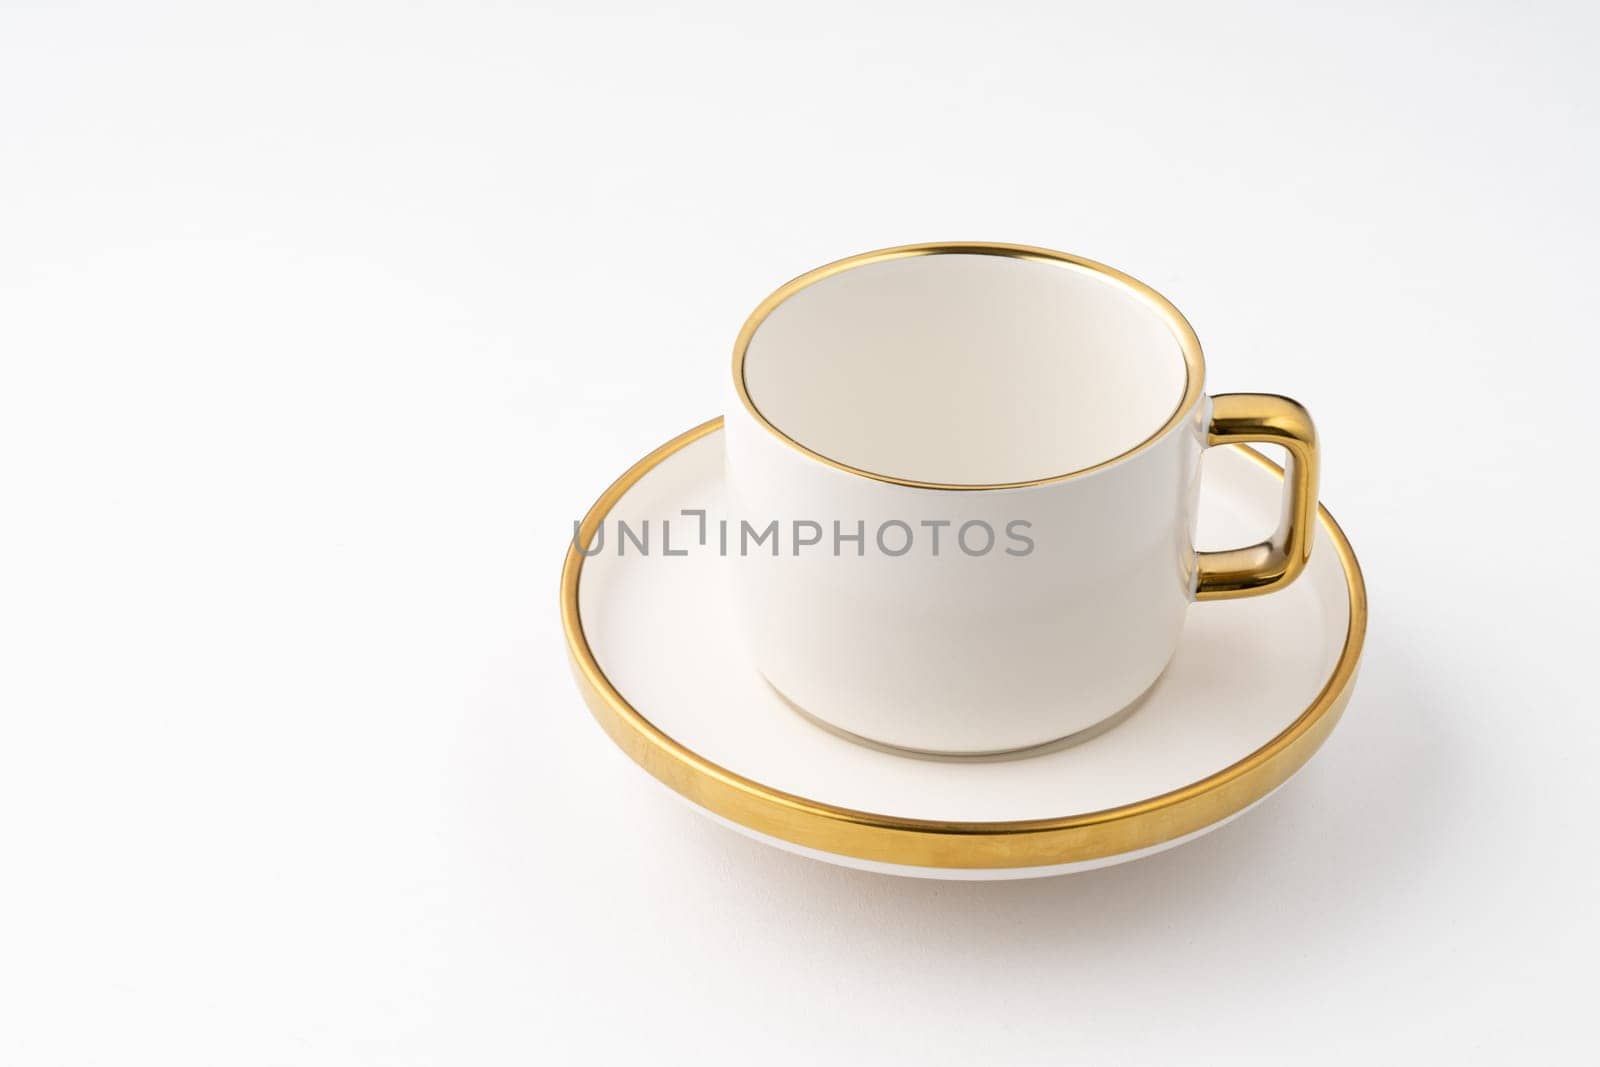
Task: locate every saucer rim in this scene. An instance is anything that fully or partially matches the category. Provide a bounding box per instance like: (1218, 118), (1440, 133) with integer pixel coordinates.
(561, 417), (1368, 870)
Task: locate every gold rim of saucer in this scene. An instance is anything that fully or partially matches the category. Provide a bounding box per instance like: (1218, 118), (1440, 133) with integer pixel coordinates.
(560, 417), (1368, 870)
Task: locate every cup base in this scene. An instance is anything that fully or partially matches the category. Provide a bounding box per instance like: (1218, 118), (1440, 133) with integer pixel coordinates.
(763, 676), (1159, 763)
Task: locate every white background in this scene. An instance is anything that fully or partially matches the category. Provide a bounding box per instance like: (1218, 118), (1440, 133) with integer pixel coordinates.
(3, 2), (1596, 1063)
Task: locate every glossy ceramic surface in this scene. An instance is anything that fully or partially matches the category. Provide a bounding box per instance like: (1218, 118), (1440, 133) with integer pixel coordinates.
(724, 244), (1318, 754)
(564, 422), (1364, 879)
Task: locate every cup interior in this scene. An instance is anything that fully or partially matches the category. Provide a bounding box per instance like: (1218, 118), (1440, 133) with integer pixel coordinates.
(739, 249), (1197, 486)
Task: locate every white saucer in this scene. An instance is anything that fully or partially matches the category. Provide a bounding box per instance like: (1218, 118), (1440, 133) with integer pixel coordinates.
(562, 419), (1367, 880)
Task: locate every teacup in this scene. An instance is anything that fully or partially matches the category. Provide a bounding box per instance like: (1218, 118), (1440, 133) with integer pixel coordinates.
(724, 243), (1317, 756)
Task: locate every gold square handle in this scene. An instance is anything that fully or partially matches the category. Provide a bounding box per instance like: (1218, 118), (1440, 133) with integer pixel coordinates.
(1195, 393), (1320, 601)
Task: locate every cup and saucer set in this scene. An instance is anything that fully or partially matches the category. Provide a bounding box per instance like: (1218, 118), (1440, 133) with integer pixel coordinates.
(562, 243), (1367, 880)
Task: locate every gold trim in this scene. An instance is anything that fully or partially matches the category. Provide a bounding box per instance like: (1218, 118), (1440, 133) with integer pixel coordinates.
(561, 418), (1368, 870)
(731, 242), (1208, 491)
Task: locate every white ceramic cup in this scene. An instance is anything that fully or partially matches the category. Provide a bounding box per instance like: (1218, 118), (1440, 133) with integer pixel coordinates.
(724, 243), (1318, 756)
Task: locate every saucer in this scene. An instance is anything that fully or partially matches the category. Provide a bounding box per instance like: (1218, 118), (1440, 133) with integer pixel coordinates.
(562, 419), (1367, 880)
